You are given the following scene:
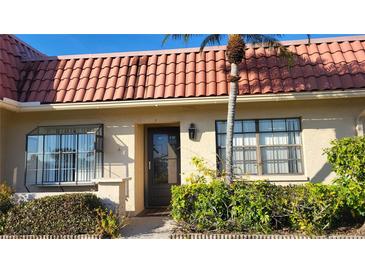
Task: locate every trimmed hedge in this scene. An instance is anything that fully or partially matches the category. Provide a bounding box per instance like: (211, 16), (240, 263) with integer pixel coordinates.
(0, 182), (14, 234)
(4, 193), (102, 235)
(325, 136), (365, 217)
(0, 182), (13, 215)
(171, 181), (351, 235)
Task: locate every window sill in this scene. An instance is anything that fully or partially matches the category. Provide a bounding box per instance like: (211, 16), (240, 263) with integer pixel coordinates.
(239, 174), (309, 183)
(91, 177), (131, 184)
(31, 182), (96, 187)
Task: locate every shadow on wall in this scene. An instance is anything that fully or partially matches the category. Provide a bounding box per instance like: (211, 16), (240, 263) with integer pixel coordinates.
(306, 116), (356, 183)
(98, 197), (119, 214)
(104, 124), (134, 199)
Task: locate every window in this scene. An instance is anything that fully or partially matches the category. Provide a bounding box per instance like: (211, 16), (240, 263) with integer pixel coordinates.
(25, 124), (103, 185)
(216, 118), (303, 175)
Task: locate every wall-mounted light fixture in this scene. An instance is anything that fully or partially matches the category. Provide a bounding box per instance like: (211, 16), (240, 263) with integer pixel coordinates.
(188, 123), (197, 140)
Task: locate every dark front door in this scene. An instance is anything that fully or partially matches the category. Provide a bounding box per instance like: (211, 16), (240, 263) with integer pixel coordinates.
(146, 127), (180, 207)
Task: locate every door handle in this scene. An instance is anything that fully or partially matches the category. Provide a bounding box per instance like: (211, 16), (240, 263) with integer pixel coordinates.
(148, 161), (151, 170)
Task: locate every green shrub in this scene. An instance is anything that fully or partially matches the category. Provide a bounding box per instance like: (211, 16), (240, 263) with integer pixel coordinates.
(0, 182), (14, 214)
(325, 136), (365, 217)
(185, 156), (220, 184)
(0, 182), (14, 234)
(172, 181), (348, 235)
(325, 136), (365, 182)
(172, 180), (231, 232)
(96, 208), (124, 239)
(230, 181), (291, 233)
(289, 183), (346, 234)
(172, 158), (351, 235)
(4, 193), (102, 235)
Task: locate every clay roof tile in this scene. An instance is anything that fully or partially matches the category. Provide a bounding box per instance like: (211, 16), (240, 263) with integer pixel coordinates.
(4, 35), (365, 104)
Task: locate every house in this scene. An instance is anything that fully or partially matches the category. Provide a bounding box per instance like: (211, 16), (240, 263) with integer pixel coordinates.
(1, 34), (365, 216)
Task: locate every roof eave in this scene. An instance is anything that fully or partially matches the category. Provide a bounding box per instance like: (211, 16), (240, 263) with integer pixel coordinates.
(1, 89), (365, 113)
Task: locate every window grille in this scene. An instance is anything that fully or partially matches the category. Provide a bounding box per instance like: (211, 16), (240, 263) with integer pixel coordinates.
(25, 124), (103, 185)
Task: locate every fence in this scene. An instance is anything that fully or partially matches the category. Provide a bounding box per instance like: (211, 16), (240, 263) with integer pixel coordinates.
(170, 233), (365, 239)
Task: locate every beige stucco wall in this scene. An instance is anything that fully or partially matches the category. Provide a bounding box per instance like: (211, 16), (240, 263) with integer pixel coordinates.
(0, 109), (3, 181)
(0, 108), (9, 182)
(1, 97), (365, 215)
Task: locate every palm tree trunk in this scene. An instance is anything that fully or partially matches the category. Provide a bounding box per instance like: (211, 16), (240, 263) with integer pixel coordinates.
(225, 62), (239, 183)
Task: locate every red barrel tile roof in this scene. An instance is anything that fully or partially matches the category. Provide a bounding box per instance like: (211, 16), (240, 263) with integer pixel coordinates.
(2, 35), (365, 104)
(0, 35), (45, 101)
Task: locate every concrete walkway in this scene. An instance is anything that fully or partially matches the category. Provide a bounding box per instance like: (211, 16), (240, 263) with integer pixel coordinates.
(121, 216), (175, 239)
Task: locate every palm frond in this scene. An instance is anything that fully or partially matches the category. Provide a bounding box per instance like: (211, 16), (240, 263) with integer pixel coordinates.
(162, 34), (197, 46)
(242, 34), (282, 47)
(276, 45), (295, 66)
(242, 34), (295, 66)
(199, 34), (223, 52)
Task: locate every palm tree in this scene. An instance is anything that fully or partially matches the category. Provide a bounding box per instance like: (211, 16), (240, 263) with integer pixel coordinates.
(163, 34), (297, 183)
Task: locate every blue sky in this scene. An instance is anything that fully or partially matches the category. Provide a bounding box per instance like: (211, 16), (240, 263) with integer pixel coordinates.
(16, 34), (359, 56)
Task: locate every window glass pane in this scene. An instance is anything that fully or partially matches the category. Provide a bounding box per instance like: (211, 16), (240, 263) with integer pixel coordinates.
(286, 119), (300, 131)
(217, 122), (226, 133)
(275, 147), (289, 160)
(273, 120), (286, 131)
(233, 134), (243, 146)
(27, 136), (43, 153)
(44, 135), (59, 153)
(263, 162), (276, 174)
(287, 147), (302, 160)
(262, 147), (289, 161)
(234, 121), (242, 133)
(27, 154), (39, 170)
(79, 134), (95, 152)
(26, 170), (37, 184)
(243, 133), (256, 146)
(233, 163), (245, 175)
(218, 148), (226, 163)
(60, 134), (77, 182)
(217, 134), (226, 147)
(243, 120), (256, 132)
(233, 148), (243, 161)
(244, 149), (256, 161)
(261, 147), (275, 160)
(43, 153), (58, 183)
(60, 152), (76, 182)
(259, 120), (272, 132)
(61, 134), (76, 152)
(244, 163), (257, 174)
(277, 161), (289, 173)
(273, 132), (289, 145)
(26, 154), (43, 184)
(288, 132), (301, 145)
(291, 160), (303, 173)
(295, 147), (302, 159)
(260, 133), (273, 145)
(78, 152), (95, 181)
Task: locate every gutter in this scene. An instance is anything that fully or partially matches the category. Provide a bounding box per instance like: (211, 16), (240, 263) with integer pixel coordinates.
(1, 89), (365, 113)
